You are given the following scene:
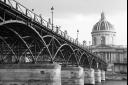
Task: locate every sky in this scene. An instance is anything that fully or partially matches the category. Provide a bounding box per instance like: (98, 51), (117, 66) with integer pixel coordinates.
(15, 0), (127, 45)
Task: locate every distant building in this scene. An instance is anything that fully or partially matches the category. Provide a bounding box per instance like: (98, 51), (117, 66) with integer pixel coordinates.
(90, 12), (127, 73)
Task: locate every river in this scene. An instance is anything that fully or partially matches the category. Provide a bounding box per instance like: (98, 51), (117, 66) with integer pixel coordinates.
(95, 80), (127, 85)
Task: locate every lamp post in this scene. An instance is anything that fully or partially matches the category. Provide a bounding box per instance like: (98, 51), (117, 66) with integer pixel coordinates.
(89, 41), (92, 52)
(51, 6), (54, 30)
(77, 29), (79, 45)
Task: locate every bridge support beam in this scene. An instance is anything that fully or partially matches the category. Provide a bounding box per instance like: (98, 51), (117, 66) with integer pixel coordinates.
(0, 63), (61, 85)
(61, 66), (84, 85)
(101, 70), (106, 81)
(95, 69), (101, 83)
(84, 68), (95, 85)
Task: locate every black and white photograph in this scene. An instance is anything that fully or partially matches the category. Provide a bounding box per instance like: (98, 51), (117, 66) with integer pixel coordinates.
(0, 0), (127, 85)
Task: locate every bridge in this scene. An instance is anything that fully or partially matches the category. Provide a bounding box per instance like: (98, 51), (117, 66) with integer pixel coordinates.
(0, 0), (107, 85)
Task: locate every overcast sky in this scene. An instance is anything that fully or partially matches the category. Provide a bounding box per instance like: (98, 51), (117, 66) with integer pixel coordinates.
(16, 0), (127, 45)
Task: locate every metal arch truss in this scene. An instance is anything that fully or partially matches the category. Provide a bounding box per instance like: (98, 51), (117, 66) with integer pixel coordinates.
(0, 20), (107, 69)
(0, 22), (107, 70)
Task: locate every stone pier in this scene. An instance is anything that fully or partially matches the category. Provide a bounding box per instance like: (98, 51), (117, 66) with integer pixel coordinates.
(0, 63), (61, 85)
(61, 66), (84, 85)
(95, 69), (101, 83)
(84, 68), (95, 85)
(101, 70), (106, 81)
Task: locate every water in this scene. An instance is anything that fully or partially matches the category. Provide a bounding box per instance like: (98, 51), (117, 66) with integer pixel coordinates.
(96, 80), (127, 85)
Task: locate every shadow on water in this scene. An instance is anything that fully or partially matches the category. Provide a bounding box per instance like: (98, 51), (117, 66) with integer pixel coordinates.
(95, 80), (127, 85)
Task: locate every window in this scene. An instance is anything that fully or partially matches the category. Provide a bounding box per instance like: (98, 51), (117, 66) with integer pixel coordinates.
(101, 36), (105, 45)
(93, 37), (97, 45)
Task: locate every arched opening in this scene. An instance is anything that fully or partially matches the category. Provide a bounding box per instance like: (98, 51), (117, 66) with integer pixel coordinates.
(79, 52), (90, 67)
(91, 58), (98, 69)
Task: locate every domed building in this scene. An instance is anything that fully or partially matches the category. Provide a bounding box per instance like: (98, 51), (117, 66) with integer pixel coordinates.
(92, 12), (116, 46)
(90, 12), (127, 73)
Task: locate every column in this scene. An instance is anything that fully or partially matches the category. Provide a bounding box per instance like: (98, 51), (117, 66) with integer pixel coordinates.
(0, 63), (61, 85)
(95, 69), (101, 83)
(105, 52), (108, 62)
(107, 52), (109, 63)
(61, 66), (84, 85)
(84, 68), (95, 85)
(108, 52), (110, 63)
(110, 52), (111, 63)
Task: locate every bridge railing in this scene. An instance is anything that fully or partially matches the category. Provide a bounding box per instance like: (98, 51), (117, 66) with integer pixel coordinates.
(1, 0), (48, 27)
(0, 0), (90, 52)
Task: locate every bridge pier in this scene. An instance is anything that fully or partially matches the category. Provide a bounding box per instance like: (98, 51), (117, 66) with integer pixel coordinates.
(61, 66), (84, 85)
(101, 70), (106, 81)
(95, 69), (101, 83)
(0, 63), (61, 85)
(84, 68), (95, 85)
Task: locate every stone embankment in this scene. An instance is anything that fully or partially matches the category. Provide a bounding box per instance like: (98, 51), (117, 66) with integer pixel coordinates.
(106, 72), (127, 80)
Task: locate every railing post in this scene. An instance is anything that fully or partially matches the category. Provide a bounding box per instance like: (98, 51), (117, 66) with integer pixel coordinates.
(56, 26), (59, 33)
(16, 2), (18, 10)
(39, 15), (43, 25)
(4, 0), (6, 3)
(40, 18), (42, 25)
(34, 14), (36, 21)
(26, 9), (28, 16)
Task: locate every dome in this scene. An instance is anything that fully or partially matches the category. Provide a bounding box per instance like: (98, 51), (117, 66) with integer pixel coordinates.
(92, 12), (115, 33)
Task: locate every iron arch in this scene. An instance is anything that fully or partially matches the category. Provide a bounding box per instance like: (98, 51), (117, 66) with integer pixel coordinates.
(1, 25), (35, 63)
(42, 35), (61, 46)
(0, 22), (34, 63)
(73, 49), (82, 62)
(42, 35), (62, 60)
(79, 52), (91, 67)
(90, 57), (98, 68)
(53, 43), (79, 65)
(0, 20), (53, 62)
(0, 16), (4, 22)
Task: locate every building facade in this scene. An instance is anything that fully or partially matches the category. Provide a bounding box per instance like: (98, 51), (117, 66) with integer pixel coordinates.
(90, 12), (127, 73)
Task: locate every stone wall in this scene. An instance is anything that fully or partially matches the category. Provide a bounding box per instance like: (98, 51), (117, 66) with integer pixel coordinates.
(0, 63), (61, 85)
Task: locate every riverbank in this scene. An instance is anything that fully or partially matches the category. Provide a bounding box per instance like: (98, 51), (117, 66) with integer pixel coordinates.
(106, 72), (127, 80)
(96, 80), (127, 85)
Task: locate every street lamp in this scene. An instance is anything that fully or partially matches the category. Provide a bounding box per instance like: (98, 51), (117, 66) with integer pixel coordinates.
(51, 6), (54, 30)
(32, 9), (34, 11)
(77, 29), (79, 44)
(89, 41), (92, 52)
